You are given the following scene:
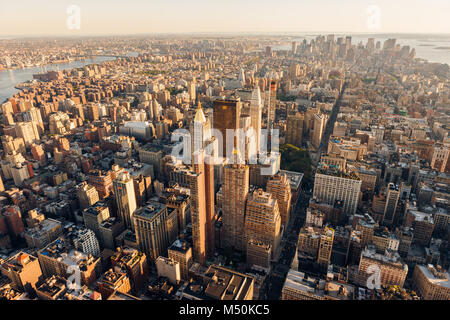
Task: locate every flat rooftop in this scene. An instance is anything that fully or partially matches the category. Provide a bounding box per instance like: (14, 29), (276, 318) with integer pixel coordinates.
(134, 201), (167, 220)
(418, 265), (450, 289)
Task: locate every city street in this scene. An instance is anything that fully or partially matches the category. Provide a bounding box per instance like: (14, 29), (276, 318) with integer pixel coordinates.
(266, 192), (310, 300)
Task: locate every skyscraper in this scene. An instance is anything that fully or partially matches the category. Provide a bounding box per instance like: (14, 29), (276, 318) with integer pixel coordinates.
(189, 151), (207, 265)
(267, 174), (292, 226)
(190, 104), (215, 260)
(213, 99), (241, 159)
(267, 80), (277, 129)
(244, 189), (282, 259)
(249, 86), (263, 152)
(222, 160), (249, 252)
(190, 102), (211, 160)
(113, 171), (137, 230)
(133, 201), (170, 262)
(286, 113), (304, 147)
(312, 113), (326, 149)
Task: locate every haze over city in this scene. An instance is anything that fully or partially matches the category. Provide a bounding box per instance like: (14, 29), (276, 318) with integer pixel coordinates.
(1, 0), (450, 36)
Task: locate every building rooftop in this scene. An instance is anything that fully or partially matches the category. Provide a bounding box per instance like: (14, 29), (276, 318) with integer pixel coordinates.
(1, 252), (38, 273)
(283, 269), (326, 297)
(279, 170), (303, 190)
(39, 238), (96, 271)
(134, 201), (167, 220)
(418, 264), (450, 289)
(168, 239), (191, 254)
(362, 245), (407, 270)
(181, 265), (254, 300)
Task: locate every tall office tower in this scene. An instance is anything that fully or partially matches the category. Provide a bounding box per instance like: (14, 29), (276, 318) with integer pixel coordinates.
(312, 113), (326, 148)
(190, 102), (211, 159)
(240, 115), (254, 161)
(133, 202), (170, 262)
(267, 174), (292, 227)
(113, 171), (137, 230)
(265, 46), (273, 57)
(313, 165), (362, 215)
(285, 113), (304, 147)
(190, 104), (215, 259)
(204, 158), (215, 258)
(383, 183), (400, 225)
(244, 189), (282, 259)
(15, 121), (40, 147)
(189, 151), (207, 265)
(76, 182), (100, 210)
(291, 41), (297, 55)
(213, 99), (242, 159)
(249, 87), (263, 152)
(267, 80), (277, 129)
(222, 161), (249, 252)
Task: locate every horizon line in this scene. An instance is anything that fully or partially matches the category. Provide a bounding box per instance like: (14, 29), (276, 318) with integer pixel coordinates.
(2, 31), (450, 39)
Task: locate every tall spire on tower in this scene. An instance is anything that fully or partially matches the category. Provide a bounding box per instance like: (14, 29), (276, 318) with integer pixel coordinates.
(194, 100), (206, 123)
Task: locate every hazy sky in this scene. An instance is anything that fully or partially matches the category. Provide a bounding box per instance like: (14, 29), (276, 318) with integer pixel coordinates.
(1, 0), (449, 36)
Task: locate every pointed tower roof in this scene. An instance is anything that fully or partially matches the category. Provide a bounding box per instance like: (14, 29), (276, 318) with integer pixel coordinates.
(194, 101), (206, 123)
(250, 86), (261, 106)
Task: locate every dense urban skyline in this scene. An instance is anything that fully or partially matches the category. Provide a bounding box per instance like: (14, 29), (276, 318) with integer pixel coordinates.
(0, 0), (449, 308)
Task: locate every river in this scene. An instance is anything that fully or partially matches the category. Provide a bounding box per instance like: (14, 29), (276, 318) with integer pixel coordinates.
(0, 55), (120, 103)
